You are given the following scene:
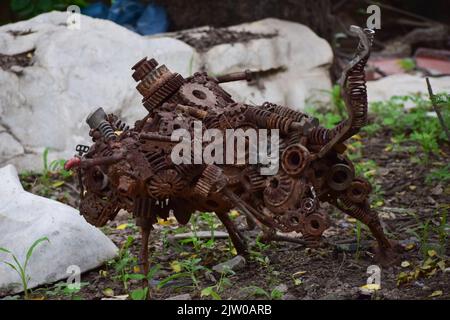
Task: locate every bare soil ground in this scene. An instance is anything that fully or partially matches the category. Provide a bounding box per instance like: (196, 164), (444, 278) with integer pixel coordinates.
(17, 125), (449, 301)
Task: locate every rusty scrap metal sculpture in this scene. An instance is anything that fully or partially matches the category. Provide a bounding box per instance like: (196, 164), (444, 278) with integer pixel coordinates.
(66, 26), (398, 277)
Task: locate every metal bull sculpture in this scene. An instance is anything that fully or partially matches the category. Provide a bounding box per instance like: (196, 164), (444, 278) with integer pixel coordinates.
(65, 26), (399, 280)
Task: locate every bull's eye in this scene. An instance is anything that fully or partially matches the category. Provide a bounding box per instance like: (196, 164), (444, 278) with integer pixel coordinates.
(94, 170), (104, 181)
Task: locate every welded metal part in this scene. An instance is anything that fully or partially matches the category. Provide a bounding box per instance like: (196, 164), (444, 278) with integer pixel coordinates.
(68, 26), (398, 281)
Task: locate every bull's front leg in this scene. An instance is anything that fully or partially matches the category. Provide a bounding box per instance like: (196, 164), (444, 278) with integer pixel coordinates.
(333, 196), (400, 266)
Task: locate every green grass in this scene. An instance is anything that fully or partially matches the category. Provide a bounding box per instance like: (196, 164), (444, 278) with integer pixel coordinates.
(0, 236), (49, 299)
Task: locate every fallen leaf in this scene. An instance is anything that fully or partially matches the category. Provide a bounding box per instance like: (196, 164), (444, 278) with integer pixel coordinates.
(116, 224), (128, 230)
(429, 290), (442, 297)
(437, 260), (446, 271)
(405, 243), (415, 251)
(52, 181), (65, 188)
(99, 270), (108, 277)
(347, 217), (357, 223)
(427, 268), (437, 277)
(401, 261), (411, 268)
(229, 210), (240, 218)
(293, 271), (307, 277)
(170, 260), (182, 273)
(293, 278), (303, 286)
(374, 200), (384, 207)
(103, 288), (114, 297)
(133, 266), (141, 273)
(409, 185), (416, 191)
(397, 272), (409, 285)
(427, 249), (437, 257)
(360, 283), (380, 291)
(364, 169), (376, 178)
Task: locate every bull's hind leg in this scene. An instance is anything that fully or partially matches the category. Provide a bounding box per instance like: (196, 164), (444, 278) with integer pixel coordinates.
(133, 197), (155, 299)
(333, 196), (400, 266)
(216, 211), (248, 256)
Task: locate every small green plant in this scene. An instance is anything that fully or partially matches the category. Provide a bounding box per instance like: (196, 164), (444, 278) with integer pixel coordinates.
(249, 236), (271, 267)
(11, 0), (88, 20)
(370, 94), (449, 155)
(158, 257), (207, 290)
(426, 164), (450, 185)
(0, 236), (49, 299)
(199, 212), (219, 248)
(362, 122), (382, 136)
(128, 265), (160, 300)
(45, 281), (88, 300)
(240, 286), (283, 300)
(201, 266), (235, 300)
(398, 58), (416, 72)
(108, 236), (137, 290)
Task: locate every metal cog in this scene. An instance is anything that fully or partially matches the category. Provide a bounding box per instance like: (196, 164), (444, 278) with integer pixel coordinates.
(179, 83), (217, 108)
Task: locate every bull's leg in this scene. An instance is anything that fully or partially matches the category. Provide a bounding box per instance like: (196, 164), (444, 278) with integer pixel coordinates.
(138, 225), (151, 299)
(216, 211), (248, 256)
(334, 196), (399, 266)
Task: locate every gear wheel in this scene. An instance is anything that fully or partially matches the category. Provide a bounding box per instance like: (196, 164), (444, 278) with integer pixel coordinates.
(263, 172), (294, 208)
(241, 168), (266, 192)
(147, 169), (185, 199)
(179, 83), (217, 109)
(132, 58), (185, 112)
(194, 165), (224, 198)
(131, 57), (158, 82)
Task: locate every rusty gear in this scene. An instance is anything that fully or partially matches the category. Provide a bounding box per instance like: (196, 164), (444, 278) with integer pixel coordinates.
(179, 83), (218, 109)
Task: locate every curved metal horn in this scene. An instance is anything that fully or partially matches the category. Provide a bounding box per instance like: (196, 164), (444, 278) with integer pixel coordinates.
(316, 26), (374, 158)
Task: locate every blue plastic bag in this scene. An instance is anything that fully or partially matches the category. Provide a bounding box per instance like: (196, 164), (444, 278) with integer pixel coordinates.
(80, 0), (169, 36)
(107, 0), (145, 26)
(136, 4), (169, 35)
(81, 2), (109, 19)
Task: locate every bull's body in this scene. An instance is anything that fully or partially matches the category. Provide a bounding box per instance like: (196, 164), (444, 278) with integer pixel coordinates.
(67, 27), (397, 283)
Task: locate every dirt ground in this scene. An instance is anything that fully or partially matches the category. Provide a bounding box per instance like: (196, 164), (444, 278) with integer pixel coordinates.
(16, 123), (449, 301)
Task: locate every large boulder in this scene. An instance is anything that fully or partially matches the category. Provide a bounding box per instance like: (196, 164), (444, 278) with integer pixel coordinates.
(0, 13), (332, 171)
(0, 164), (118, 296)
(198, 18), (333, 108)
(0, 12), (200, 171)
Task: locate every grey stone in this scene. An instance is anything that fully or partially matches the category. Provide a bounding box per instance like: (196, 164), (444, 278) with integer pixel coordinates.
(165, 293), (191, 300)
(212, 255), (246, 273)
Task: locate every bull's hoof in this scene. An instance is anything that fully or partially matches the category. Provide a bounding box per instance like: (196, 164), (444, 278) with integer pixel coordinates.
(373, 240), (402, 267)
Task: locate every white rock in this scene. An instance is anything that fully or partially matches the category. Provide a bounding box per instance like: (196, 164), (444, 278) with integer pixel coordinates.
(0, 164), (118, 296)
(0, 12), (200, 171)
(0, 132), (24, 159)
(203, 18), (333, 109)
(367, 74), (450, 106)
(0, 14), (332, 171)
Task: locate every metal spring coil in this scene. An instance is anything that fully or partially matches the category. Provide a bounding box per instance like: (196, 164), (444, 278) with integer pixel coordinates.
(98, 121), (116, 141)
(245, 107), (293, 134)
(264, 102), (309, 122)
(114, 119), (129, 132)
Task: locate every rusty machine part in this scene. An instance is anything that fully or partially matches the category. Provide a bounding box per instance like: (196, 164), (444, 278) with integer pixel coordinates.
(66, 26), (398, 287)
